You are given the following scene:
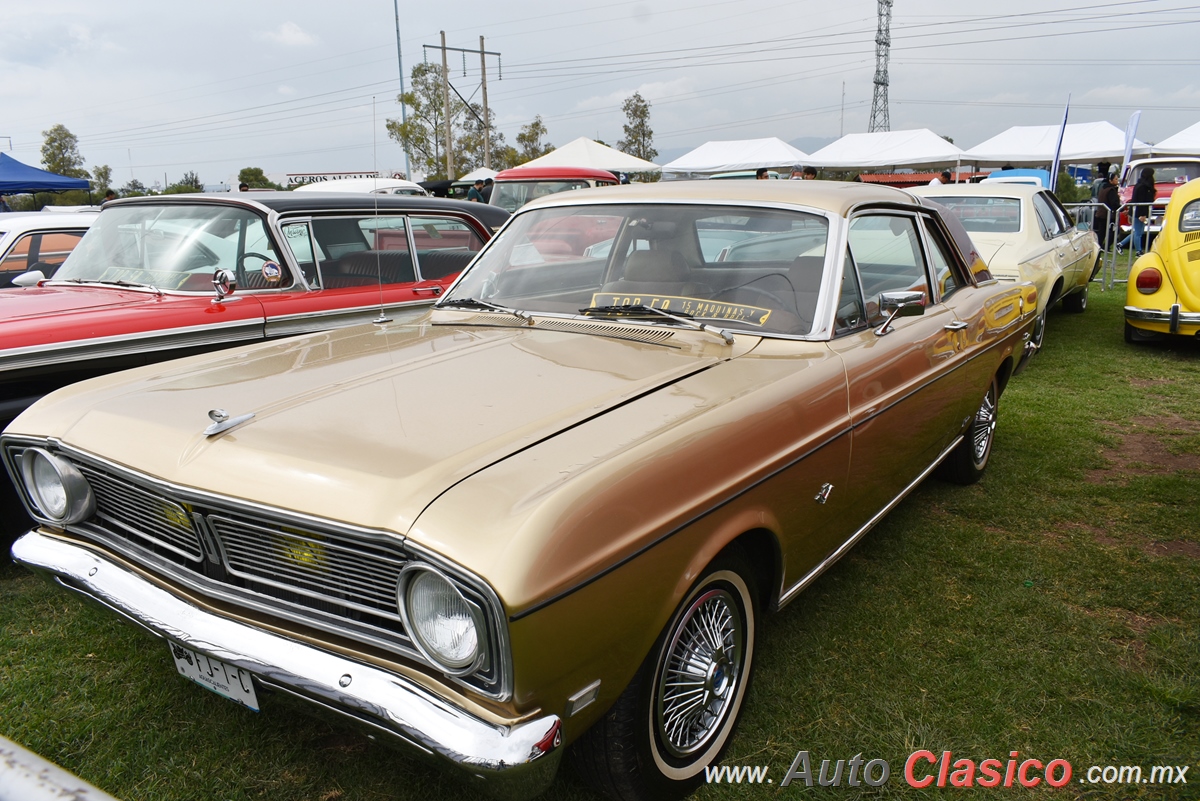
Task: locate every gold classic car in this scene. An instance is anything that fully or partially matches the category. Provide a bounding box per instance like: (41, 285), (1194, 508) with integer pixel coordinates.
(1124, 174), (1200, 343)
(911, 183), (1099, 353)
(5, 182), (1037, 800)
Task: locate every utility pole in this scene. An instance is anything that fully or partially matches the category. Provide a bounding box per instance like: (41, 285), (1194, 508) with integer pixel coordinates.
(441, 31), (453, 179)
(392, 0), (411, 179)
(423, 36), (502, 177)
(480, 36), (491, 169)
(868, 0), (893, 133)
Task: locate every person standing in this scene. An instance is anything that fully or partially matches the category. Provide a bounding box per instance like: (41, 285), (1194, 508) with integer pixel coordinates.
(928, 170), (952, 186)
(802, 166), (817, 179)
(467, 179), (485, 202)
(1117, 167), (1156, 255)
(755, 168), (769, 180)
(1093, 171), (1121, 251)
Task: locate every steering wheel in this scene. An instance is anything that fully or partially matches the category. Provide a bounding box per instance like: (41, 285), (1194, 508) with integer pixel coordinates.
(237, 251), (272, 285)
(713, 285), (784, 310)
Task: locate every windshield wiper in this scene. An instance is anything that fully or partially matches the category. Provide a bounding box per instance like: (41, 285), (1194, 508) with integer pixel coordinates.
(578, 304), (734, 345)
(435, 297), (532, 323)
(56, 278), (162, 296)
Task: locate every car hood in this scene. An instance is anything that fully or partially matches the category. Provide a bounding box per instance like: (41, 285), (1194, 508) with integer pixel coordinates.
(11, 317), (746, 536)
(0, 284), (157, 319)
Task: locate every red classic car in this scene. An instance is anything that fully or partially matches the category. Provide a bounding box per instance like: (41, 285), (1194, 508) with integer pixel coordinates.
(0, 192), (507, 543)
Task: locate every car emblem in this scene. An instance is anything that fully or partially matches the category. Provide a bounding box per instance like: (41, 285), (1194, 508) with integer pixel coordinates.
(204, 408), (256, 437)
(261, 261), (283, 283)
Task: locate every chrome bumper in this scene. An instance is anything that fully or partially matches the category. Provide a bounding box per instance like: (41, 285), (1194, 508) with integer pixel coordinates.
(11, 531), (563, 800)
(1125, 304), (1200, 333)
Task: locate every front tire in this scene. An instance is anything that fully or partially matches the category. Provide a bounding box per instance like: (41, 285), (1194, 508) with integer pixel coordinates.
(1062, 285), (1088, 313)
(938, 378), (998, 485)
(572, 550), (758, 801)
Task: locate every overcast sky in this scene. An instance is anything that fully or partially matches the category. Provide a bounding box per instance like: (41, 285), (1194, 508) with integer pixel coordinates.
(2, 0), (1197, 187)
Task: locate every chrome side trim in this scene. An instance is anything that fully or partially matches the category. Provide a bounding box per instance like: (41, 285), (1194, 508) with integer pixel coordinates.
(263, 299), (432, 338)
(1124, 306), (1200, 324)
(777, 433), (963, 608)
(0, 318), (265, 373)
(11, 532), (562, 801)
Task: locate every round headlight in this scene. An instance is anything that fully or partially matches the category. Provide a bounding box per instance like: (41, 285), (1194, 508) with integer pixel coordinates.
(399, 566), (481, 673)
(20, 448), (95, 525)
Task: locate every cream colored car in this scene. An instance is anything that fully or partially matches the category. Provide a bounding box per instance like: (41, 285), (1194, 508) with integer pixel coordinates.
(912, 183), (1100, 351)
(6, 182), (1036, 800)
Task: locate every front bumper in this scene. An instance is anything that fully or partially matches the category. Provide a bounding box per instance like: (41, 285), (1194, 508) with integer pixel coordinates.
(1125, 304), (1200, 335)
(11, 530), (563, 800)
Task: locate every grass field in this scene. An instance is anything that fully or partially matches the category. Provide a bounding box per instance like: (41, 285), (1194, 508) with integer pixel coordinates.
(2, 283), (1197, 800)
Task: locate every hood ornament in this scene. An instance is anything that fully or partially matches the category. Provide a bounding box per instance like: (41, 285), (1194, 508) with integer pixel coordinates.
(205, 408), (255, 437)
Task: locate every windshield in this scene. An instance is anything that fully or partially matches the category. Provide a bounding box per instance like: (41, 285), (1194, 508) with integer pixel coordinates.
(1148, 162), (1200, 185)
(442, 203), (830, 336)
(55, 204), (284, 291)
(490, 180), (597, 213)
(925, 196), (1021, 234)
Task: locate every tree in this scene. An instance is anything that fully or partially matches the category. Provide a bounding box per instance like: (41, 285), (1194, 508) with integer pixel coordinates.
(238, 167), (281, 190)
(386, 62), (468, 180)
(165, 170), (204, 194)
(41, 124), (88, 178)
(515, 116), (553, 164)
(120, 178), (149, 197)
(458, 103), (509, 173)
(617, 93), (656, 162)
(91, 164), (113, 195)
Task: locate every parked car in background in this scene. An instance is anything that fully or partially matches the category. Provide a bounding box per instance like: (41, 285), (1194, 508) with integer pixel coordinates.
(1118, 157), (1200, 237)
(0, 210), (97, 288)
(0, 192), (507, 428)
(980, 168), (1051, 188)
(912, 183), (1099, 350)
(7, 181), (1035, 800)
(1124, 173), (1200, 343)
(292, 177), (428, 196)
(488, 166), (618, 212)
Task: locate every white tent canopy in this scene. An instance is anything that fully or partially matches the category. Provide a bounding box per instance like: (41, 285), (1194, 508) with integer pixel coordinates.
(514, 137), (660, 172)
(458, 167), (498, 182)
(1153, 121), (1200, 156)
(661, 138), (809, 178)
(962, 121), (1151, 166)
(805, 129), (964, 169)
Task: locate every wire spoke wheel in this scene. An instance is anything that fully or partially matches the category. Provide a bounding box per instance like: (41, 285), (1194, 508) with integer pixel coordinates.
(655, 588), (744, 758)
(971, 383), (998, 467)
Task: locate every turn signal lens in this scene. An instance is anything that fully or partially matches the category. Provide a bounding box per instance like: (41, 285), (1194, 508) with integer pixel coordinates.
(1135, 268), (1163, 295)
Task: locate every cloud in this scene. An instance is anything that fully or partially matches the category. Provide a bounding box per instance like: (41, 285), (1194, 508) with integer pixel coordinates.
(278, 85), (298, 96)
(573, 78), (696, 112)
(260, 22), (317, 47)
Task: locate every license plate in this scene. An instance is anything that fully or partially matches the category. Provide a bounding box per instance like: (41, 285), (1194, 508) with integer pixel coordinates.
(169, 642), (259, 711)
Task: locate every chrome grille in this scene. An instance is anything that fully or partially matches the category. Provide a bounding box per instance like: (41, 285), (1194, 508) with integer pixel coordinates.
(78, 464), (204, 564)
(209, 514), (406, 624)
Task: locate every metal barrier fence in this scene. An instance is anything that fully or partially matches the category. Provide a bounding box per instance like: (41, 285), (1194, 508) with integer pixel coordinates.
(1063, 199), (1167, 291)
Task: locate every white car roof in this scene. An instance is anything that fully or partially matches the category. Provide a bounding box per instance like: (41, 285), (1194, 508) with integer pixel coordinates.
(292, 178), (427, 195)
(0, 211), (99, 237)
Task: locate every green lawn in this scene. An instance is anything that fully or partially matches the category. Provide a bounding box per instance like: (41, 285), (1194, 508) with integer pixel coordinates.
(2, 284), (1197, 800)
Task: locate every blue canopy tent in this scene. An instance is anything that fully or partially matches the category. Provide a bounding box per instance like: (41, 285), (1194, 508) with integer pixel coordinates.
(0, 153), (90, 205)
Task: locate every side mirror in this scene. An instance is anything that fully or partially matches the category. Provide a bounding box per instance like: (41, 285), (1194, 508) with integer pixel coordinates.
(211, 268), (239, 304)
(12, 270), (46, 287)
(875, 290), (926, 336)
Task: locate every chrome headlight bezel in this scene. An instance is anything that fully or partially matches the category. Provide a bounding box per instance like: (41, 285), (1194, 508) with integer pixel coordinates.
(19, 447), (95, 525)
(397, 563), (487, 676)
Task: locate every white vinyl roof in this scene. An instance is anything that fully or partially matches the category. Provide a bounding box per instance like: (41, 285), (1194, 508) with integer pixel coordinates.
(962, 121), (1151, 166)
(1153, 121), (1200, 156)
(515, 137), (660, 172)
(805, 129), (964, 169)
(661, 138), (809, 177)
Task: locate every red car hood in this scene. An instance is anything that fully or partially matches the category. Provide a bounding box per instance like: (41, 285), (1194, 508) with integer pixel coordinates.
(0, 284), (157, 320)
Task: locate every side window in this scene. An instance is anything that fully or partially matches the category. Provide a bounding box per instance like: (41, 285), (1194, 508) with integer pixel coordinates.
(922, 219), (963, 301)
(847, 214), (930, 325)
(1041, 191), (1074, 233)
(310, 215), (415, 289)
(281, 222), (320, 288)
(410, 216), (484, 281)
(835, 247), (867, 334)
(1031, 194), (1058, 239)
(1, 231), (86, 279)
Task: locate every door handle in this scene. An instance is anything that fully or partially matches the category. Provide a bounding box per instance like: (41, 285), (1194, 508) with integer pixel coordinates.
(943, 321), (969, 331)
(412, 285), (443, 296)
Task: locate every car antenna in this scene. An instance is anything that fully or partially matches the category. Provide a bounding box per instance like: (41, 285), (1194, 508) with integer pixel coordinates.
(372, 96), (392, 325)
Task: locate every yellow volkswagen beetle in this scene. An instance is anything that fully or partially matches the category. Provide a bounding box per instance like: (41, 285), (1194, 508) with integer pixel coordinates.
(1125, 175), (1200, 343)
